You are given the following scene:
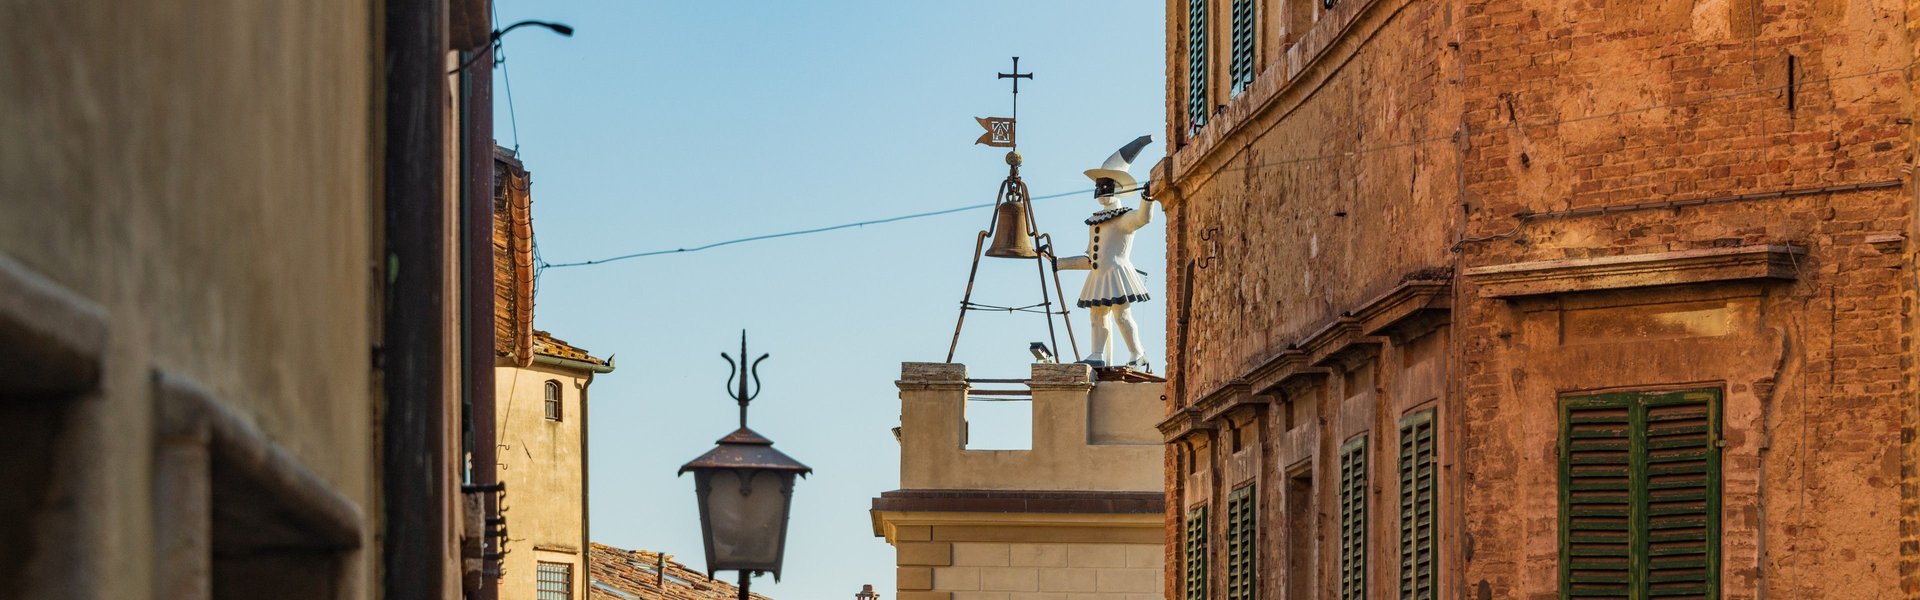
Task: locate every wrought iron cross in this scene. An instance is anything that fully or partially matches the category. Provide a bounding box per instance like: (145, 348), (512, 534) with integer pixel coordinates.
(997, 56), (1033, 95)
(997, 57), (1034, 132)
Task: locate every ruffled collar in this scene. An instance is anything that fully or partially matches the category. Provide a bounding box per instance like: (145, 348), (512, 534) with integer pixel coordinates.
(1085, 207), (1133, 225)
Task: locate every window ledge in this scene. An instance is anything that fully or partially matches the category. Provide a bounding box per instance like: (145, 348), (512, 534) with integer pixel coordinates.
(1464, 245), (1806, 299)
(0, 253), (107, 395)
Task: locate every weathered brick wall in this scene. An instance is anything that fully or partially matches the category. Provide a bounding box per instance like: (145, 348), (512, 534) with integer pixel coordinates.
(1163, 0), (1917, 597)
(1900, 3), (1920, 596)
(1166, 0), (1465, 400)
(1455, 0), (1913, 597)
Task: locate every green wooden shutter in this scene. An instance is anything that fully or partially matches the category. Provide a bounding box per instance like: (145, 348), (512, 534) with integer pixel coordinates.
(1186, 0), (1209, 128)
(1228, 0), (1255, 94)
(1186, 504), (1210, 600)
(1560, 389), (1720, 600)
(1642, 390), (1719, 598)
(1340, 435), (1368, 600)
(1226, 485), (1257, 600)
(1399, 410), (1438, 600)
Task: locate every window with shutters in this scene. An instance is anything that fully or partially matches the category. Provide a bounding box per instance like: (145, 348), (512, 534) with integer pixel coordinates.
(1186, 0), (1209, 130)
(1228, 0), (1255, 95)
(1399, 410), (1438, 600)
(1339, 435), (1368, 600)
(1185, 504), (1210, 600)
(1226, 485), (1257, 600)
(1559, 388), (1721, 600)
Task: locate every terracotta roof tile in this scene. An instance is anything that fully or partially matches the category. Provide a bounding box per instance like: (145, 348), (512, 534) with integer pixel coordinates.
(588, 543), (773, 600)
(533, 330), (607, 365)
(495, 149), (536, 364)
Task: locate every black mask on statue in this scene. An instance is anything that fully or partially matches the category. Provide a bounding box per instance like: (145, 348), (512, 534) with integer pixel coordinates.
(1094, 178), (1117, 197)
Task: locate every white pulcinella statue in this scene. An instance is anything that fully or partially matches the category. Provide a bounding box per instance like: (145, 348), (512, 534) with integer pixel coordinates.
(1055, 135), (1156, 370)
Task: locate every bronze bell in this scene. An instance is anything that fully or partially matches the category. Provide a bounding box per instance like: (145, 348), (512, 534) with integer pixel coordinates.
(984, 200), (1039, 258)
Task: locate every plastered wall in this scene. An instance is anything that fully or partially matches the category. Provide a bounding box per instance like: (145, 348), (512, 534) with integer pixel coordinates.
(496, 363), (591, 600)
(0, 1), (379, 598)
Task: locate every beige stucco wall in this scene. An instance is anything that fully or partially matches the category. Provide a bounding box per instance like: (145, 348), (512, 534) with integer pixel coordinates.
(495, 362), (592, 600)
(0, 1), (379, 598)
(897, 363), (1163, 491)
(900, 534), (1164, 600)
(881, 362), (1168, 600)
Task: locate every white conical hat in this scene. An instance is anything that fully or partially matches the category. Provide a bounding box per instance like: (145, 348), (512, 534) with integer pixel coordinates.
(1084, 135), (1153, 193)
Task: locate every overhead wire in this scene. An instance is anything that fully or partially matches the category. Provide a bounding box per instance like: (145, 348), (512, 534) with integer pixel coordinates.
(534, 60), (1915, 271)
(537, 185), (1137, 270)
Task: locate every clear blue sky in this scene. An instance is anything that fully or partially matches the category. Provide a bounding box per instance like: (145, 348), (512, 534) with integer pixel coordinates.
(491, 2), (1166, 597)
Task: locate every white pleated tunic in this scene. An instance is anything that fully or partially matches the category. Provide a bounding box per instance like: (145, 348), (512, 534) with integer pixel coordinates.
(1058, 199), (1153, 308)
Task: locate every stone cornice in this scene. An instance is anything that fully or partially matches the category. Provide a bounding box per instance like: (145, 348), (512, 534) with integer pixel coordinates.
(1242, 277), (1453, 393)
(1355, 278), (1452, 341)
(1464, 245), (1805, 299)
(1195, 380), (1267, 424)
(1157, 406), (1215, 443)
(871, 489), (1165, 516)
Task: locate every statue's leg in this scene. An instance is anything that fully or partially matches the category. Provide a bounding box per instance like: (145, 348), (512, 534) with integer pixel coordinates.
(1082, 305), (1113, 366)
(1116, 304), (1150, 368)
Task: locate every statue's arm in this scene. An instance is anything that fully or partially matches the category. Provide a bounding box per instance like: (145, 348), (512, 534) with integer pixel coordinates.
(1121, 197), (1155, 230)
(1054, 255), (1092, 270)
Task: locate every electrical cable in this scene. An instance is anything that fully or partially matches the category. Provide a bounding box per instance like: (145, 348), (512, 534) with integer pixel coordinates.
(538, 185), (1133, 269)
(493, 3), (522, 153)
(534, 61), (1916, 270)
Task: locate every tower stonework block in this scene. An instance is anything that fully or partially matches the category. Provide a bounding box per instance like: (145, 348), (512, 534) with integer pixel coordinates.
(874, 362), (1167, 599)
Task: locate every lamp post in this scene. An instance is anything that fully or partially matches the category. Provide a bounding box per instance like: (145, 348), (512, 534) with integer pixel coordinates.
(855, 584), (881, 599)
(680, 332), (812, 600)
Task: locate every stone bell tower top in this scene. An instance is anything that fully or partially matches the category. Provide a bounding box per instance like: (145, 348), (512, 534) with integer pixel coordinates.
(891, 361), (1163, 492)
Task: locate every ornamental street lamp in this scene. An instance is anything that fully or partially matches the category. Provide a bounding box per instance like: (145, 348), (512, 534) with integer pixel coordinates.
(680, 331), (812, 600)
(855, 584), (881, 600)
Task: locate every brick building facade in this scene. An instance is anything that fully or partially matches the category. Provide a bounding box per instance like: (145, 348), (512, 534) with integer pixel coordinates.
(1155, 0), (1919, 598)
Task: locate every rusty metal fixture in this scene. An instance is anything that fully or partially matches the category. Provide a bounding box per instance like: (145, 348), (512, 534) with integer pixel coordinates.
(985, 200), (1040, 258)
(679, 332), (811, 600)
(945, 58), (1080, 364)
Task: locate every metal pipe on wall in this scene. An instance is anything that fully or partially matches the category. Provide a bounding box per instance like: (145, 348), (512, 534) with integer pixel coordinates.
(460, 28), (501, 600)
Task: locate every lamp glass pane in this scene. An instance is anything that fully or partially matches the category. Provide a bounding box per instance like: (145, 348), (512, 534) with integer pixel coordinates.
(703, 469), (791, 569)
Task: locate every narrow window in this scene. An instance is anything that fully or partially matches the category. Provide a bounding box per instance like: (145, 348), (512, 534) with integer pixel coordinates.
(1187, 0), (1209, 130)
(1185, 504), (1210, 600)
(1398, 410), (1438, 600)
(1559, 389), (1721, 599)
(1226, 485), (1258, 600)
(544, 380), (563, 422)
(1229, 0), (1256, 94)
(1339, 435), (1368, 600)
(1285, 463), (1314, 600)
(536, 561), (573, 600)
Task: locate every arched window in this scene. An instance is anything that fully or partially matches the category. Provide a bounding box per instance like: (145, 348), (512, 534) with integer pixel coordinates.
(543, 380), (563, 422)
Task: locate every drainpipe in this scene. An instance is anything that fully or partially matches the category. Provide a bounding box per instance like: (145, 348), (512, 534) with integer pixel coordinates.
(460, 27), (500, 600)
(578, 370), (596, 599)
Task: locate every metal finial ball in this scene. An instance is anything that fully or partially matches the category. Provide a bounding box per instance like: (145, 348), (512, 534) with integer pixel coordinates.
(1005, 151), (1022, 166)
